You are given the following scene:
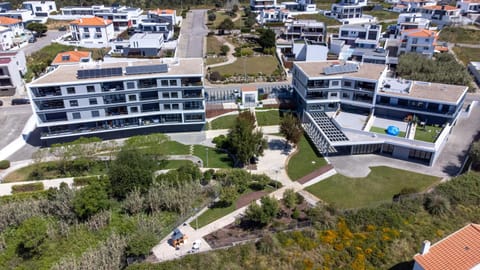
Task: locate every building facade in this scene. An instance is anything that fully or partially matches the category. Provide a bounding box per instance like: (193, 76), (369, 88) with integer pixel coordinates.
(0, 16), (24, 36)
(398, 28), (438, 57)
(27, 58), (206, 143)
(283, 20), (326, 43)
(22, 1), (57, 17)
(291, 60), (467, 165)
(0, 51), (27, 96)
(331, 0), (368, 20)
(70, 17), (115, 48)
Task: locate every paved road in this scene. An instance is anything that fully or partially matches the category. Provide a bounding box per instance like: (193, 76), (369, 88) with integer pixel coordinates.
(0, 105), (32, 150)
(20, 30), (64, 56)
(177, 10), (209, 58)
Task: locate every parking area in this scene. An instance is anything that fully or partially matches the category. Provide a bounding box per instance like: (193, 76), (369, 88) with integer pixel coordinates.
(0, 105), (32, 150)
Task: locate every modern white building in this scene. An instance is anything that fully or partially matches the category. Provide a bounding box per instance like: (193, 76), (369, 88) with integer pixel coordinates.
(291, 60), (468, 165)
(0, 16), (24, 36)
(283, 20), (326, 43)
(0, 26), (14, 50)
(418, 5), (461, 25)
(22, 1), (57, 17)
(456, 0), (480, 14)
(60, 5), (143, 31)
(69, 17), (115, 48)
(395, 0), (438, 12)
(331, 0), (368, 20)
(0, 51), (27, 96)
(2, 9), (35, 24)
(139, 9), (179, 40)
(111, 33), (164, 57)
(27, 58), (206, 143)
(251, 0), (277, 11)
(398, 28), (438, 57)
(397, 13), (431, 30)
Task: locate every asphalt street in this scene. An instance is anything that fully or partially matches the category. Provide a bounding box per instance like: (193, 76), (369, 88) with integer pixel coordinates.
(21, 30), (64, 56)
(0, 105), (32, 150)
(177, 10), (208, 58)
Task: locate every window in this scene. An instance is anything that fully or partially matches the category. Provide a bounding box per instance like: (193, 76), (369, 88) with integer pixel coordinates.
(330, 92), (338, 97)
(423, 47), (429, 50)
(128, 94), (137, 101)
(171, 92), (178, 98)
(66, 87), (75, 94)
(89, 98), (97, 105)
(84, 34), (90, 38)
(164, 104), (171, 110)
(169, 79), (177, 86)
(161, 80), (169, 86)
(331, 81), (340, 87)
(126, 82), (135, 89)
(344, 81), (352, 87)
(69, 100), (78, 107)
(172, 104), (179, 110)
(83, 27), (89, 32)
(91, 110), (100, 117)
(95, 27), (101, 33)
(87, 85), (95, 92)
(342, 92), (349, 98)
(130, 107), (138, 113)
(72, 112), (81, 119)
(162, 92), (170, 98)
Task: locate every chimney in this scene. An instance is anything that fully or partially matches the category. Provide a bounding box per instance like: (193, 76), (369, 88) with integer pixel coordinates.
(421, 240), (431, 255)
(441, 5), (445, 10)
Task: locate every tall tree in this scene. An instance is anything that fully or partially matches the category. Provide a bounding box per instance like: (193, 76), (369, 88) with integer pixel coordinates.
(280, 113), (303, 147)
(73, 177), (111, 220)
(258, 29), (276, 50)
(226, 111), (267, 167)
(218, 18), (235, 34)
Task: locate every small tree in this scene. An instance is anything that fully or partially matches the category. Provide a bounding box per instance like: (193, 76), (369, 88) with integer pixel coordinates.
(208, 12), (216, 22)
(232, 4), (239, 12)
(280, 113), (303, 147)
(220, 45), (230, 55)
(26, 22), (47, 36)
(245, 196), (279, 226)
(283, 188), (298, 209)
(15, 217), (49, 258)
(469, 141), (480, 167)
(218, 18), (235, 34)
(73, 178), (110, 220)
(258, 28), (276, 51)
(219, 185), (238, 206)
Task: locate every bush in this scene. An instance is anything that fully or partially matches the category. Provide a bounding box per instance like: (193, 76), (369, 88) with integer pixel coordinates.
(11, 182), (45, 194)
(0, 159), (10, 169)
(209, 71), (224, 82)
(73, 176), (100, 187)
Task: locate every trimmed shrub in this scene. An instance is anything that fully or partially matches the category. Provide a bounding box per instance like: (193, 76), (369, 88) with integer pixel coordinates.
(11, 182), (44, 194)
(73, 176), (100, 187)
(0, 159), (10, 169)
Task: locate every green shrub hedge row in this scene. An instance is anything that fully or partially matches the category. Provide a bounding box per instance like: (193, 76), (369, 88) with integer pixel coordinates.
(0, 160), (10, 169)
(11, 182), (44, 194)
(73, 176), (100, 187)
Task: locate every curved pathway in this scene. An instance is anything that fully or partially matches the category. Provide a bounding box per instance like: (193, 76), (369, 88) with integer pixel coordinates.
(205, 36), (237, 69)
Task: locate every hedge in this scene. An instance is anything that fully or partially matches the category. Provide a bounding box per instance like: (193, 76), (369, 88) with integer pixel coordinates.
(0, 160), (10, 169)
(73, 175), (100, 187)
(11, 182), (44, 194)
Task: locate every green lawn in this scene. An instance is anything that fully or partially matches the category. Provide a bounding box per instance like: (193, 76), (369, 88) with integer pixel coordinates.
(306, 166), (440, 208)
(364, 10), (399, 20)
(452, 46), (480, 65)
(210, 114), (238, 130)
(210, 56), (279, 76)
(205, 56), (228, 65)
(438, 27), (480, 44)
(370, 126), (407, 138)
(287, 134), (328, 181)
(159, 140), (190, 155)
(193, 145), (233, 168)
(414, 125), (443, 142)
(206, 36), (224, 55)
(191, 202), (236, 229)
(294, 13), (341, 26)
(255, 110), (283, 126)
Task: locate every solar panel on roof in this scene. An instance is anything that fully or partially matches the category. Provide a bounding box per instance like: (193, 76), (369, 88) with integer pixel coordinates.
(125, 64), (169, 75)
(77, 67), (123, 79)
(323, 63), (359, 75)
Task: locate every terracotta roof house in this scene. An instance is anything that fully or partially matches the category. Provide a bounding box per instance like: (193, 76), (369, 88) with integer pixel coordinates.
(413, 223), (480, 270)
(51, 50), (91, 66)
(69, 17), (115, 48)
(0, 16), (23, 36)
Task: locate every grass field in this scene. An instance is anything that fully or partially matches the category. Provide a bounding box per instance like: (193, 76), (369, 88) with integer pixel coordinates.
(205, 57), (228, 65)
(287, 134), (328, 181)
(163, 160), (195, 169)
(364, 10), (399, 20)
(210, 56), (279, 76)
(305, 166), (440, 208)
(210, 114), (238, 130)
(255, 110), (283, 126)
(452, 46), (480, 65)
(159, 141), (190, 155)
(414, 125), (442, 142)
(191, 202), (236, 229)
(294, 13), (341, 26)
(193, 145), (233, 168)
(370, 126), (407, 138)
(206, 36), (224, 55)
(438, 27), (480, 44)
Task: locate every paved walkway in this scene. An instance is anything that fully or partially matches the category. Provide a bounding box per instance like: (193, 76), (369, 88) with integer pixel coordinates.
(0, 177), (73, 196)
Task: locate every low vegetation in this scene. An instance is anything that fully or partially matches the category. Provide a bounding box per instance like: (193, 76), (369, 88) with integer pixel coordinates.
(210, 114), (238, 130)
(287, 134), (328, 181)
(255, 110), (283, 126)
(11, 182), (44, 194)
(209, 56), (281, 79)
(452, 46), (480, 65)
(438, 27), (480, 44)
(414, 125), (443, 142)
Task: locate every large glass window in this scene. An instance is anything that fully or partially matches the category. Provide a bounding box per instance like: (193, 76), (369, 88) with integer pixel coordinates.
(69, 100), (78, 107)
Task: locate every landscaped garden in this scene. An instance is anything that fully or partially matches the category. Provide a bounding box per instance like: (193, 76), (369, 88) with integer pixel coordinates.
(210, 114), (238, 129)
(287, 134), (328, 181)
(370, 126), (407, 137)
(414, 125), (443, 142)
(193, 145), (233, 168)
(305, 166), (441, 208)
(209, 56), (280, 78)
(255, 110), (283, 126)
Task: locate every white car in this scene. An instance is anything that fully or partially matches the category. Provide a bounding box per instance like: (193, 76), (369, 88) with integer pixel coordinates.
(192, 240), (202, 251)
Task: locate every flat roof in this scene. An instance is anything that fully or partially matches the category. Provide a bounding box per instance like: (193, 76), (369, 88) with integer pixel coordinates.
(30, 58), (203, 86)
(380, 80), (467, 103)
(295, 61), (385, 80)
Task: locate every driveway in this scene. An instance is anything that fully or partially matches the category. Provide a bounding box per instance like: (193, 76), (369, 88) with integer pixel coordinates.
(0, 105), (32, 150)
(176, 10), (209, 58)
(20, 30), (64, 56)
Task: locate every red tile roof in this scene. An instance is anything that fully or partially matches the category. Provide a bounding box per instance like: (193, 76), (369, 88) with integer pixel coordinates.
(52, 51), (91, 64)
(414, 224), (480, 270)
(0, 58), (11, 64)
(0, 16), (21, 25)
(150, 9), (175, 15)
(242, 86), (257, 92)
(70, 17), (112, 26)
(422, 5), (459, 10)
(402, 28), (437, 38)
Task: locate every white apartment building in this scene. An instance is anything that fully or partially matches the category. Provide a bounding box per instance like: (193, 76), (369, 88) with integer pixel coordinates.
(283, 20), (326, 43)
(0, 26), (14, 50)
(418, 5), (461, 25)
(0, 51), (27, 96)
(456, 0), (480, 14)
(251, 0), (277, 11)
(139, 9), (178, 40)
(27, 58), (205, 144)
(398, 28), (437, 57)
(2, 9), (35, 24)
(397, 13), (431, 30)
(70, 17), (115, 48)
(331, 0), (368, 20)
(0, 16), (24, 36)
(22, 1), (57, 17)
(112, 33), (164, 57)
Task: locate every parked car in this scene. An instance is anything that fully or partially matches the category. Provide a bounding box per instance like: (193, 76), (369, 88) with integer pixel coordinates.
(58, 26), (67, 31)
(28, 36), (36, 43)
(11, 98), (30, 105)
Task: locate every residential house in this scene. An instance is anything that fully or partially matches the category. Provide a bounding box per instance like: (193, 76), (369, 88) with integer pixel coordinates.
(456, 0), (480, 14)
(2, 9), (35, 24)
(0, 2), (12, 12)
(330, 0), (368, 22)
(397, 13), (431, 30)
(250, 0), (277, 11)
(396, 0), (437, 12)
(0, 51), (27, 96)
(398, 28), (438, 57)
(139, 9), (178, 40)
(419, 5), (461, 25)
(26, 58), (205, 144)
(51, 50), (91, 66)
(0, 26), (14, 50)
(291, 60), (467, 165)
(283, 20), (326, 43)
(112, 33), (164, 57)
(0, 16), (24, 36)
(70, 17), (115, 48)
(412, 224), (480, 270)
(258, 8), (291, 24)
(330, 24), (384, 63)
(22, 1), (57, 17)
